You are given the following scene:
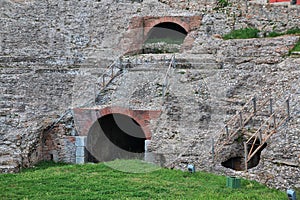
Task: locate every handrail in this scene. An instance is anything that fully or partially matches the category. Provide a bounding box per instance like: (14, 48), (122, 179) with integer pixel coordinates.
(162, 55), (176, 97)
(214, 93), (291, 161)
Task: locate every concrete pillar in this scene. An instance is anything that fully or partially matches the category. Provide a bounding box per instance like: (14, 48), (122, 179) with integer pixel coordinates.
(144, 140), (154, 162)
(75, 136), (87, 164)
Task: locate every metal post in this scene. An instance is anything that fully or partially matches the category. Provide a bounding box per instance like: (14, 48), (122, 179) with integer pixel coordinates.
(225, 125), (229, 139)
(286, 97), (290, 120)
(172, 56), (176, 68)
(102, 75), (105, 87)
(239, 112), (243, 128)
(252, 96), (257, 114)
(270, 98), (273, 116)
(111, 66), (114, 78)
(273, 114), (276, 129)
(244, 142), (248, 171)
(211, 138), (215, 163)
(258, 129), (262, 144)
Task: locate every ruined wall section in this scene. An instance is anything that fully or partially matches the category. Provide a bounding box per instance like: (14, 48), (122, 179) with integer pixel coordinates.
(0, 67), (77, 172)
(0, 0), (199, 67)
(146, 36), (300, 190)
(0, 0), (199, 172)
(159, 0), (300, 36)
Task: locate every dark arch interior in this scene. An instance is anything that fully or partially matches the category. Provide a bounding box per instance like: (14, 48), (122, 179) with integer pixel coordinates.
(145, 22), (188, 44)
(221, 142), (267, 171)
(99, 114), (146, 153)
(86, 113), (146, 162)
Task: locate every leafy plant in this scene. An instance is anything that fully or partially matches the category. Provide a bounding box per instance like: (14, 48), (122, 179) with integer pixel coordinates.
(218, 0), (230, 8)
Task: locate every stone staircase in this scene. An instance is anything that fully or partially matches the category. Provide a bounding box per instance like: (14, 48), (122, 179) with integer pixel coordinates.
(140, 52), (231, 169)
(95, 54), (176, 110)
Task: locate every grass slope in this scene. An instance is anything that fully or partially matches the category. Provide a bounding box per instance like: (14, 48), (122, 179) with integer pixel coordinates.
(0, 160), (286, 200)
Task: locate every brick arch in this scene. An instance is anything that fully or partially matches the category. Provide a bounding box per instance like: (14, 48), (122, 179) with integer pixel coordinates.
(73, 107), (161, 140)
(121, 16), (201, 55)
(98, 106), (151, 140)
(143, 16), (190, 38)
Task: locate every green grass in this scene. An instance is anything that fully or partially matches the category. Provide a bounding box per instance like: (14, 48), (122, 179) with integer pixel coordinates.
(286, 28), (300, 35)
(266, 28), (300, 38)
(223, 28), (260, 40)
(0, 160), (287, 200)
(290, 39), (300, 53)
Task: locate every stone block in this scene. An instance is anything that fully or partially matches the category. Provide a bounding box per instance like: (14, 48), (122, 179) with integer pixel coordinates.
(76, 146), (85, 157)
(76, 157), (85, 164)
(145, 140), (151, 152)
(75, 136), (87, 147)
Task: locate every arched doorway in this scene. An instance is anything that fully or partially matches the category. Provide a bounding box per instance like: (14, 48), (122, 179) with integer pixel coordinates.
(143, 22), (188, 53)
(86, 113), (147, 162)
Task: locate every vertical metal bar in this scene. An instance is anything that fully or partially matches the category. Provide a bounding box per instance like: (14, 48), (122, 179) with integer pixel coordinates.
(173, 55), (176, 68)
(252, 96), (257, 114)
(102, 75), (105, 87)
(111, 66), (114, 78)
(211, 138), (215, 163)
(225, 125), (229, 139)
(239, 111), (243, 128)
(286, 97), (290, 120)
(244, 142), (248, 171)
(258, 129), (262, 144)
(270, 98), (273, 116)
(273, 114), (276, 129)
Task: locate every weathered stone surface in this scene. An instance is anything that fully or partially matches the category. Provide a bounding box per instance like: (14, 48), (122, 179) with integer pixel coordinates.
(0, 0), (300, 191)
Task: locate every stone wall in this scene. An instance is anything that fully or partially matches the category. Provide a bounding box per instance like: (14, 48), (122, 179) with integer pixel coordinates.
(0, 0), (300, 191)
(159, 0), (300, 36)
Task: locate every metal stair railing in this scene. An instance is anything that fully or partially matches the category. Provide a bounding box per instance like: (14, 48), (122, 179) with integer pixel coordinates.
(244, 96), (290, 170)
(162, 54), (176, 97)
(214, 96), (257, 153)
(214, 95), (283, 157)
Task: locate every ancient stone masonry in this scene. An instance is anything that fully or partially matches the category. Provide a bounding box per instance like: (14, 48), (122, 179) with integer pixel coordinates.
(0, 0), (300, 191)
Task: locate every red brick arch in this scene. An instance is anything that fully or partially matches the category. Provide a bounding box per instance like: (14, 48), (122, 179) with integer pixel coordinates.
(73, 107), (161, 140)
(121, 16), (201, 55)
(143, 16), (191, 38)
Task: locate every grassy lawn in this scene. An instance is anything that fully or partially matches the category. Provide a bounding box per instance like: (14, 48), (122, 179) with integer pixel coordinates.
(0, 160), (286, 200)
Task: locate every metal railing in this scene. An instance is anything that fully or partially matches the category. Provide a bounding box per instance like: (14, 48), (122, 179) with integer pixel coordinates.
(214, 94), (291, 169)
(162, 55), (176, 97)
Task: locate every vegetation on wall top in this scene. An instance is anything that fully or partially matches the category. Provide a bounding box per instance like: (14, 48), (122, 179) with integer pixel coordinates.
(223, 28), (260, 40)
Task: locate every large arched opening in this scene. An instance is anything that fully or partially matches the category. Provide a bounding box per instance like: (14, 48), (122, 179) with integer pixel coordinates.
(143, 22), (188, 53)
(86, 113), (147, 162)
